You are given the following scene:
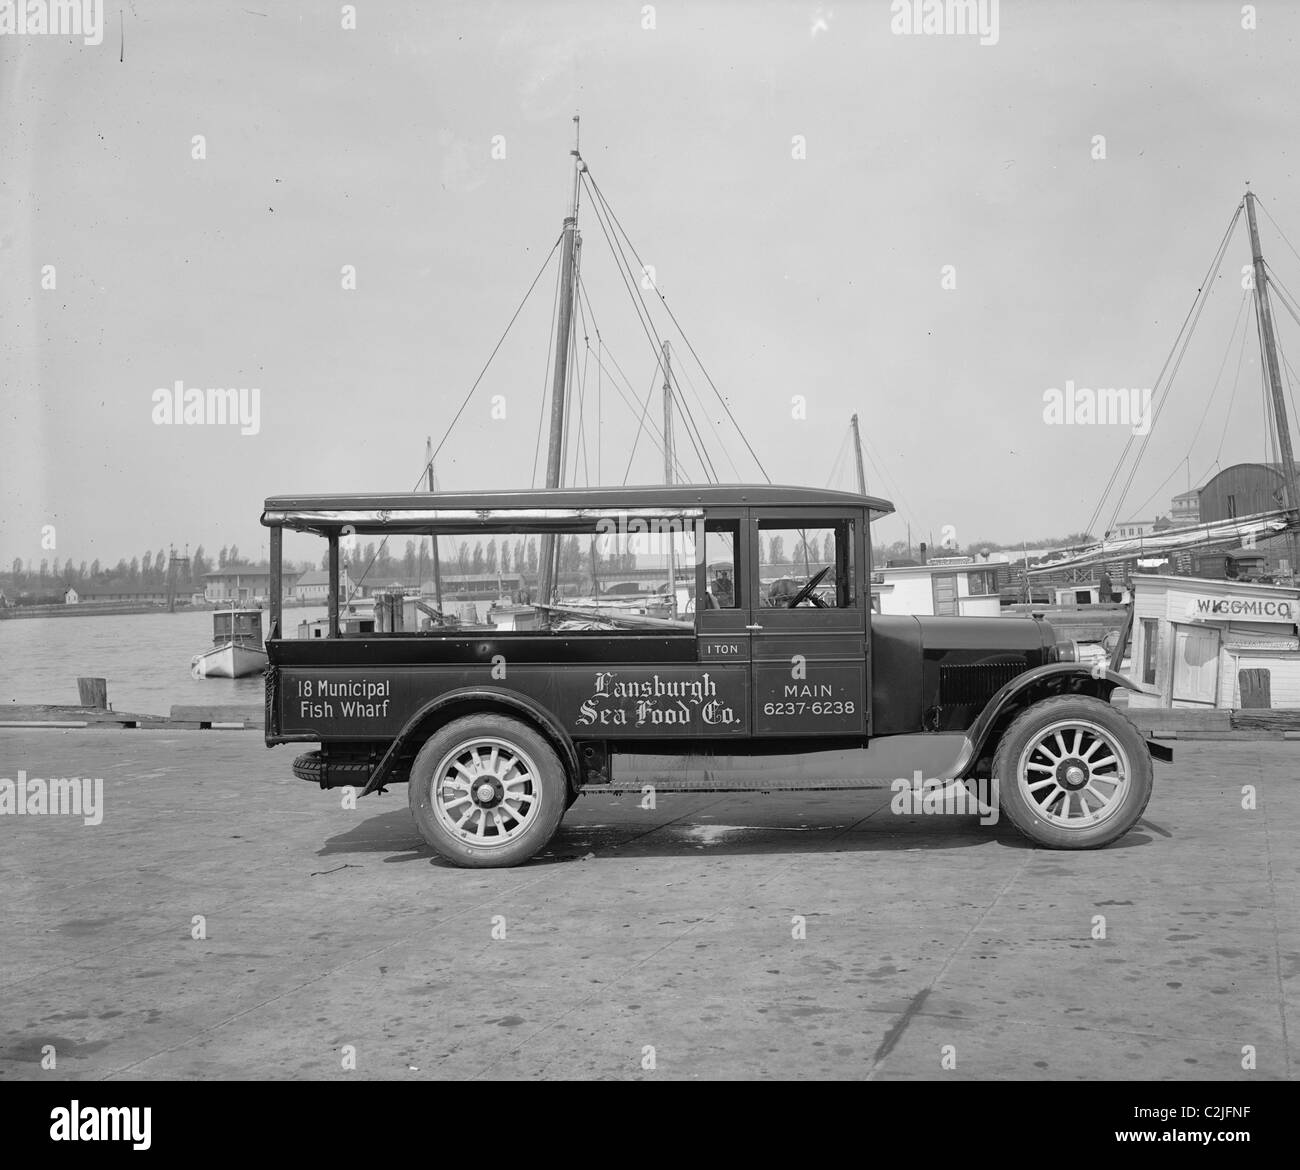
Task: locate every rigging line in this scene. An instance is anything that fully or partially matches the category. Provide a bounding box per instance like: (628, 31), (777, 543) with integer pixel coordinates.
(832, 425), (854, 491)
(531, 235), (566, 487)
(1273, 333), (1299, 473)
(1128, 458), (1191, 521)
(1253, 291), (1279, 471)
(1185, 289), (1251, 457)
(573, 284), (595, 487)
(1214, 297), (1253, 466)
(1108, 275), (1220, 533)
(860, 428), (916, 520)
(585, 168), (770, 484)
(825, 427), (851, 489)
(572, 305), (591, 488)
(579, 174), (673, 379)
(350, 234), (564, 603)
(1104, 202), (1244, 533)
(669, 370), (717, 482)
(858, 433), (918, 532)
(1263, 263), (1300, 332)
(561, 293), (580, 486)
(558, 237), (582, 488)
(422, 231), (561, 488)
(1263, 271), (1300, 454)
(1126, 287), (1248, 520)
(573, 268), (694, 482)
(1278, 345), (1300, 482)
(582, 167), (772, 483)
(1265, 304), (1300, 474)
(1098, 209), (1242, 535)
(576, 278), (692, 482)
(623, 362), (667, 484)
(579, 330), (691, 480)
(669, 366), (720, 481)
(577, 328), (693, 481)
(1085, 200), (1244, 537)
(672, 357), (745, 481)
(1256, 197), (1300, 278)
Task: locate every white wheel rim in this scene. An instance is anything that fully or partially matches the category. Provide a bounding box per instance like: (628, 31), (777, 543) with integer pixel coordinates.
(430, 736), (542, 848)
(1015, 718), (1130, 830)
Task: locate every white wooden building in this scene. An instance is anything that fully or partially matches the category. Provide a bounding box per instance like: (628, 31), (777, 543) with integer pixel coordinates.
(874, 561), (1001, 617)
(1126, 573), (1300, 709)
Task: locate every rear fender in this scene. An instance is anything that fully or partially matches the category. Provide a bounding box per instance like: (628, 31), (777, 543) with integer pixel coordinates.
(360, 687), (579, 797)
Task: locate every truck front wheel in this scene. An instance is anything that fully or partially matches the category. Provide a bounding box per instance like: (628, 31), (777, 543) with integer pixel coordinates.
(992, 696), (1153, 849)
(408, 714), (568, 868)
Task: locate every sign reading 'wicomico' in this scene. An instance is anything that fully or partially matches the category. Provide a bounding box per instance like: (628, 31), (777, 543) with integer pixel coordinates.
(1184, 595), (1298, 623)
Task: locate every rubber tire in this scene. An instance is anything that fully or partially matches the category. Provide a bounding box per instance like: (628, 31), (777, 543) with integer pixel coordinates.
(992, 695), (1153, 849)
(407, 714), (568, 868)
(292, 750), (372, 788)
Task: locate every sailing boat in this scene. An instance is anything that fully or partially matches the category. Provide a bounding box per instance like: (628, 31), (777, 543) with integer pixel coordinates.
(1031, 187), (1300, 581)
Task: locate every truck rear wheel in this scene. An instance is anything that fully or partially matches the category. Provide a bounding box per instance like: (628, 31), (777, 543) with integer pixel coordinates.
(408, 714), (568, 868)
(992, 696), (1153, 849)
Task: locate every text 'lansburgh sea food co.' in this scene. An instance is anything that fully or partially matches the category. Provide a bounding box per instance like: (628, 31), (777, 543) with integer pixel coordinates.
(576, 671), (740, 728)
(294, 678), (391, 719)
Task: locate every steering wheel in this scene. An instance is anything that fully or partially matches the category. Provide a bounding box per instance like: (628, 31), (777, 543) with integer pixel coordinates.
(785, 566), (831, 608)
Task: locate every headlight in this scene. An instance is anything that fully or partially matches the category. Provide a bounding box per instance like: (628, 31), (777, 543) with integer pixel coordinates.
(1055, 639), (1076, 662)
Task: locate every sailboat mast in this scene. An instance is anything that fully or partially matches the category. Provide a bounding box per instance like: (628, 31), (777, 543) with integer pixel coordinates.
(662, 341), (677, 616)
(850, 413), (867, 495)
(662, 341), (674, 484)
(426, 435), (443, 613)
(1245, 188), (1300, 576)
(537, 116), (583, 609)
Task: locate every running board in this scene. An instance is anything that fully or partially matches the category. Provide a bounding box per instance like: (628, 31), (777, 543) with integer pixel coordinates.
(581, 776), (895, 795)
(587, 735), (972, 795)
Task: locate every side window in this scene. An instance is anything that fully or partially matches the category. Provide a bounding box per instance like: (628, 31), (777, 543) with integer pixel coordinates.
(1141, 618), (1158, 685)
(702, 521), (740, 609)
(757, 519), (856, 608)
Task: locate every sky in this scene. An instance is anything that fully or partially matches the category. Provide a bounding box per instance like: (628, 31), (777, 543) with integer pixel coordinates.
(5, 0), (1300, 571)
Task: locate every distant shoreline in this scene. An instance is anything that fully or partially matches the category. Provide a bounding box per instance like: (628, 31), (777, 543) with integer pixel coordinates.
(0, 600), (322, 621)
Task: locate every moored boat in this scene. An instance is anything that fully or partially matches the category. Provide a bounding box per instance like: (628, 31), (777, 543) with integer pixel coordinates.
(192, 608), (268, 678)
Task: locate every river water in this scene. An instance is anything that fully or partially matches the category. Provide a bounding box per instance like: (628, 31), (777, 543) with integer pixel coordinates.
(0, 606), (330, 714)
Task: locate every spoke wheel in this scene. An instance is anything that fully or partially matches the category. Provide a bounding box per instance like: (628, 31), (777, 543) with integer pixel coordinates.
(408, 714), (569, 867)
(431, 737), (541, 847)
(992, 696), (1154, 849)
(1017, 719), (1129, 830)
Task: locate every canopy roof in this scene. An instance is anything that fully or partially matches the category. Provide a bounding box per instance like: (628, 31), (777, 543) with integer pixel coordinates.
(262, 484), (895, 535)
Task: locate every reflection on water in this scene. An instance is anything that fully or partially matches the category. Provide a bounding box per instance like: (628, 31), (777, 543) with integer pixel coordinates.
(0, 606), (329, 714)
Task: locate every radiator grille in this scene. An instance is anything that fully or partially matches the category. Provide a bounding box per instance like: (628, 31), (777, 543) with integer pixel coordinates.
(939, 661), (1025, 708)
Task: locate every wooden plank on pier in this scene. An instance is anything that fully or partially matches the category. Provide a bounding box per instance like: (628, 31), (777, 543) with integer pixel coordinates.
(0, 704), (263, 730)
(1231, 709), (1300, 732)
(168, 705), (264, 728)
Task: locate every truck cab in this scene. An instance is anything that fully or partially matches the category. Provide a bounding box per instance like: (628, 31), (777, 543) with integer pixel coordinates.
(261, 484), (1166, 866)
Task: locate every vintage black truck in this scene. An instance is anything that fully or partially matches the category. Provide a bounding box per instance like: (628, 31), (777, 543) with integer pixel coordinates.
(261, 485), (1167, 867)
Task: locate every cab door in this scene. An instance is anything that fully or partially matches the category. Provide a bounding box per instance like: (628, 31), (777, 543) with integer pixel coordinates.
(692, 509), (756, 736)
(747, 509), (868, 737)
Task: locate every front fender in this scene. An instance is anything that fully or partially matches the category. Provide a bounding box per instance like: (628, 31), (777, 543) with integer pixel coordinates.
(359, 686), (579, 796)
(958, 664), (1166, 776)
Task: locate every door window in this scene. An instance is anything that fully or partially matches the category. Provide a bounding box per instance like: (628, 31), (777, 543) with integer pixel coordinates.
(756, 520), (855, 609)
(702, 522), (740, 610)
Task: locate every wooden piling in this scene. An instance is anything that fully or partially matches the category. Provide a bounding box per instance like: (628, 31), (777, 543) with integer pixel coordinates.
(76, 677), (108, 709)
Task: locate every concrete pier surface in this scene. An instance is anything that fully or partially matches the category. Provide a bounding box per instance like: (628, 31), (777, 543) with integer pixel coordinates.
(0, 729), (1296, 1081)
